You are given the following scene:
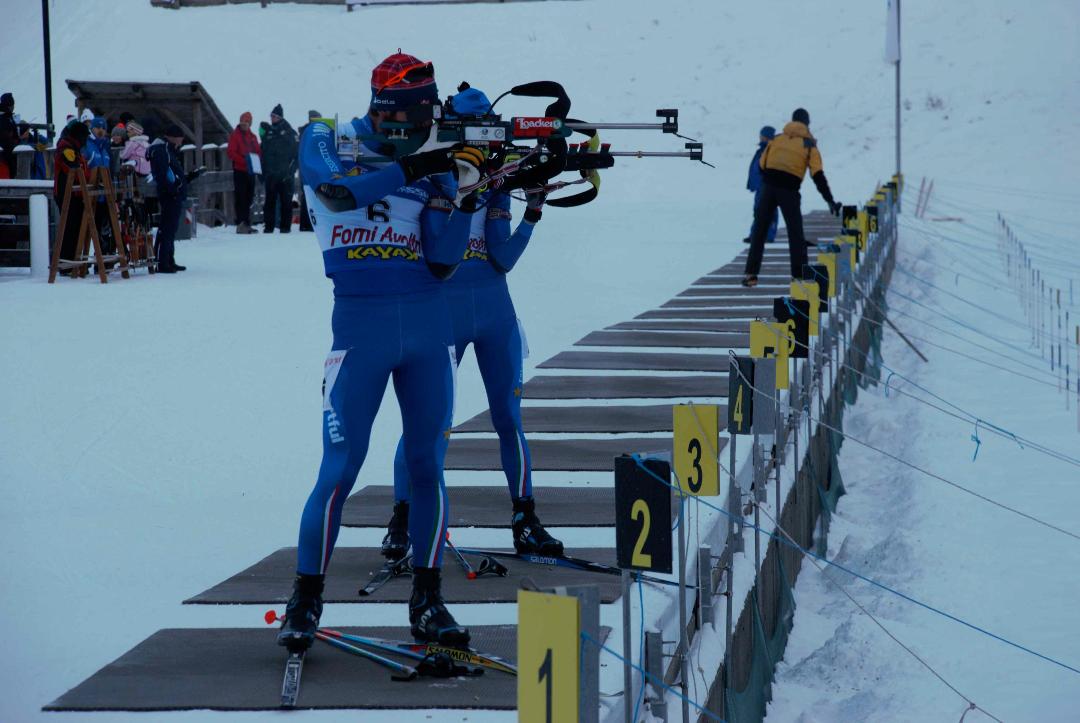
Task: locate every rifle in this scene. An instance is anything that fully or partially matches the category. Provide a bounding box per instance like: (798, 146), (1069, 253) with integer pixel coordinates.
(336, 80), (709, 208)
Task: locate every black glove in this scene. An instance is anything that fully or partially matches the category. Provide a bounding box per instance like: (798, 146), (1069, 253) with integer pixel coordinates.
(315, 182), (357, 212)
(458, 192), (481, 213)
(398, 148), (455, 183)
(829, 200), (842, 217)
(524, 189), (545, 223)
(184, 166), (207, 183)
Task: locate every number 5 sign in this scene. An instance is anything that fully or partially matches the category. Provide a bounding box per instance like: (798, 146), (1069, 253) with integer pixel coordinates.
(518, 590), (580, 723)
(673, 404), (720, 496)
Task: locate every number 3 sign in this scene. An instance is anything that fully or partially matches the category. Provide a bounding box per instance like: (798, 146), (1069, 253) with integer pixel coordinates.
(673, 404), (720, 497)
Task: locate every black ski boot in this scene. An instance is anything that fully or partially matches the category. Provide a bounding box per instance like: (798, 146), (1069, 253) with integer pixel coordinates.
(512, 497), (565, 556)
(381, 501), (409, 561)
(409, 567), (470, 647)
(277, 573), (325, 651)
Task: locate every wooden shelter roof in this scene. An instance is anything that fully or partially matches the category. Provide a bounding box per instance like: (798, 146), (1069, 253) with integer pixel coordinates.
(65, 79), (232, 144)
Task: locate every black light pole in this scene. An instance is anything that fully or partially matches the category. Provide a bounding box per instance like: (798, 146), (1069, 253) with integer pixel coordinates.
(42, 0), (54, 140)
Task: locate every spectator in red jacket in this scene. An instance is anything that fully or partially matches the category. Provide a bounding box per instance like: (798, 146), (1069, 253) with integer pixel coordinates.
(54, 121), (91, 274)
(226, 111), (261, 234)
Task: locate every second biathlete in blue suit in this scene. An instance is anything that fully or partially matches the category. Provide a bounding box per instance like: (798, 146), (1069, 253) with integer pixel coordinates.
(384, 86), (565, 559)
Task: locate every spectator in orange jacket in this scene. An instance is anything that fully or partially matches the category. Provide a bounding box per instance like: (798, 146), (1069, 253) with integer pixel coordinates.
(227, 111), (261, 234)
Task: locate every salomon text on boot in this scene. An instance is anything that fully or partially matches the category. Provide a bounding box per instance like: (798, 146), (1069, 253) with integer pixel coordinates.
(381, 501), (409, 561)
(512, 497), (565, 556)
(277, 573), (325, 651)
(409, 567), (470, 647)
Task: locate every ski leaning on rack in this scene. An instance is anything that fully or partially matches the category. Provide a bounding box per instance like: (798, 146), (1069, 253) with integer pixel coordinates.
(454, 547), (690, 589)
(358, 554), (413, 596)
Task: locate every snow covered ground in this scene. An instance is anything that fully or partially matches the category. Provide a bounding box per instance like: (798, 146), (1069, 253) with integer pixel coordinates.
(2, 1), (1079, 722)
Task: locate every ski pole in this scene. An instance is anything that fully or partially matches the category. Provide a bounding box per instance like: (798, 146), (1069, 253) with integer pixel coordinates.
(321, 628), (513, 676)
(445, 533), (477, 580)
(264, 612), (418, 681)
(315, 631), (419, 681)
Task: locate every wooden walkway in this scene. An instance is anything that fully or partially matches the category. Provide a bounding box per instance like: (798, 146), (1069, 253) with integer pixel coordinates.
(46, 212), (844, 713)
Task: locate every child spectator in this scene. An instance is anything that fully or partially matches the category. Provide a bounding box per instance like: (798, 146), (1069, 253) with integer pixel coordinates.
(120, 122), (151, 177)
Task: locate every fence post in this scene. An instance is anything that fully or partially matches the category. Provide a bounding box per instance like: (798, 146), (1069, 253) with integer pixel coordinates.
(644, 631), (667, 722)
(30, 193), (50, 279)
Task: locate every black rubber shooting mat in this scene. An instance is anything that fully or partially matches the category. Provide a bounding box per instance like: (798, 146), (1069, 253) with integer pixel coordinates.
(677, 286), (788, 298)
(608, 319), (749, 332)
(661, 297), (771, 310)
(636, 307), (761, 320)
(691, 277), (793, 289)
(184, 547), (624, 604)
(574, 330), (750, 349)
(522, 374), (728, 399)
(445, 436), (680, 471)
(340, 485), (679, 528)
(454, 403), (686, 433)
(44, 625), (526, 711)
(538, 350), (729, 371)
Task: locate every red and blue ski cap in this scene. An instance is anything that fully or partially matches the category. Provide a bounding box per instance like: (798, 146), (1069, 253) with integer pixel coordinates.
(370, 52), (438, 111)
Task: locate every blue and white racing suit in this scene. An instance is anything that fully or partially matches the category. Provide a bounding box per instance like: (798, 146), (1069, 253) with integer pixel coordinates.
(392, 190), (537, 502)
(295, 118), (473, 573)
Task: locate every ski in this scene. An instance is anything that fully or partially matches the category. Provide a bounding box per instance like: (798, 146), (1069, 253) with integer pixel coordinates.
(454, 547), (690, 589)
(358, 554), (413, 597)
(280, 650), (305, 708)
(322, 628), (517, 675)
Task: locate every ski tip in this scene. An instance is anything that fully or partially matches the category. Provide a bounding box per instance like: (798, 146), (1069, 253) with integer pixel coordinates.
(466, 572), (477, 580)
(264, 609), (281, 625)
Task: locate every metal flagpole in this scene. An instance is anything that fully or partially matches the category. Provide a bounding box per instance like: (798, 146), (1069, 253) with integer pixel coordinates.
(42, 0), (54, 141)
(895, 0), (902, 184)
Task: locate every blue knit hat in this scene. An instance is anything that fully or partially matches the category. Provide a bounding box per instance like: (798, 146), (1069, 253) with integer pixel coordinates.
(446, 85), (492, 118)
(759, 125), (776, 140)
(91, 116), (107, 130)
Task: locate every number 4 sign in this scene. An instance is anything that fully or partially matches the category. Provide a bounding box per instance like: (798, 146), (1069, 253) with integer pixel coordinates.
(518, 590), (580, 723)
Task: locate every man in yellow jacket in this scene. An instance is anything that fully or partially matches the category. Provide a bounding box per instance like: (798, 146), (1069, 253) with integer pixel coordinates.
(743, 108), (840, 286)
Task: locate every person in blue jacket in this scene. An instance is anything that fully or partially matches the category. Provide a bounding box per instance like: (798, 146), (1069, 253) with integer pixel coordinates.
(277, 52), (484, 652)
(380, 84), (563, 563)
(83, 117), (116, 255)
(743, 125), (778, 244)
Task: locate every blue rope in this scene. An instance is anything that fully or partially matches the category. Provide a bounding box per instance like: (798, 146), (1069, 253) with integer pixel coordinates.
(580, 632), (725, 723)
(628, 454), (1080, 677)
(789, 292), (1080, 467)
(971, 420), (982, 461)
(884, 371), (896, 397)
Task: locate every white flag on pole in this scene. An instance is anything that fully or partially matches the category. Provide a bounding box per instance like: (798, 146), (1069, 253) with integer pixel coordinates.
(885, 0), (901, 63)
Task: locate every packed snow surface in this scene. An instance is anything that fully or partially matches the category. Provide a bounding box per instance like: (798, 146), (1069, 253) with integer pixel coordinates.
(2, 0), (1079, 721)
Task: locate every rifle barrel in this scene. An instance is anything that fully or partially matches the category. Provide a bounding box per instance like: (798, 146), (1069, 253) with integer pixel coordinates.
(606, 151), (699, 158)
(563, 122), (669, 131)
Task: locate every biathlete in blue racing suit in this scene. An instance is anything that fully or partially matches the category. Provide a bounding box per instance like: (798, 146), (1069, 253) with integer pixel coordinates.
(278, 53), (483, 652)
(382, 86), (565, 562)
